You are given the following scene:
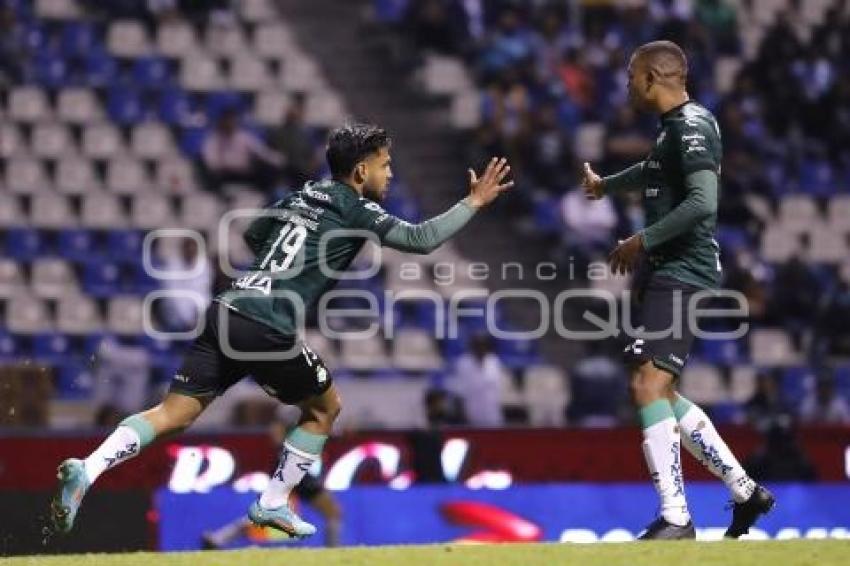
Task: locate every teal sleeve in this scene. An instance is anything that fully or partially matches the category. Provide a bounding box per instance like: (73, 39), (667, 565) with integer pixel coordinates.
(383, 200), (477, 254)
(601, 162), (645, 194)
(641, 170), (718, 250)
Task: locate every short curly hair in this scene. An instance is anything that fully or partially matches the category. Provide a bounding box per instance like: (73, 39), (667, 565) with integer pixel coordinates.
(326, 123), (392, 178)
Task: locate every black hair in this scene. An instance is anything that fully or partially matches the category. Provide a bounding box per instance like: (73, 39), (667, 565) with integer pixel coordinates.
(634, 40), (688, 85)
(326, 123), (391, 179)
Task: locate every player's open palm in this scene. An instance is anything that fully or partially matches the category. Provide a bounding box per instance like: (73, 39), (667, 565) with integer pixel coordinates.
(467, 157), (514, 209)
(582, 162), (604, 200)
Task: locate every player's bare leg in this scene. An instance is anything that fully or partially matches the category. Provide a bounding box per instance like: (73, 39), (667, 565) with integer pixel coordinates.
(248, 384), (342, 539)
(668, 391), (775, 538)
(51, 393), (211, 534)
(631, 361), (695, 540)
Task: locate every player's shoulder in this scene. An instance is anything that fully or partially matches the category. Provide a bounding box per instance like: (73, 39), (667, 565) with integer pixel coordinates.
(667, 102), (719, 136)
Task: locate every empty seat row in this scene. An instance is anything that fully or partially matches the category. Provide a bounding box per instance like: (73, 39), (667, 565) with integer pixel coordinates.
(1, 121), (175, 159)
(2, 155), (196, 194)
(4, 294), (144, 335)
(0, 192), (220, 230)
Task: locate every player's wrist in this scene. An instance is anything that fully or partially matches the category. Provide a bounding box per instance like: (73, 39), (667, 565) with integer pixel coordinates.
(464, 195), (484, 210)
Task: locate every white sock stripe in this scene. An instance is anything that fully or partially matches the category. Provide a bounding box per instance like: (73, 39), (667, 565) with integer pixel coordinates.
(283, 441), (319, 461)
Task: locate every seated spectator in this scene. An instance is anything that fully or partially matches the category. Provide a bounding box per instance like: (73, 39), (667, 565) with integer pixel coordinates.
(271, 93), (321, 188)
(199, 108), (284, 195)
(798, 377), (850, 425)
(744, 420), (816, 482)
(447, 334), (505, 428)
(745, 371), (791, 428)
(156, 237), (212, 333)
(404, 0), (468, 54)
(558, 184), (617, 275)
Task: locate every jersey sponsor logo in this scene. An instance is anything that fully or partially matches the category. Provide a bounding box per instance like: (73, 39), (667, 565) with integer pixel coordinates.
(681, 133), (705, 142)
(362, 201), (386, 213)
(281, 212), (319, 231)
(303, 186), (332, 202)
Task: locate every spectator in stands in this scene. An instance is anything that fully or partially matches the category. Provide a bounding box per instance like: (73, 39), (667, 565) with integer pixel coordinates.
(404, 0), (469, 55)
(0, 4), (24, 85)
(558, 184), (617, 275)
(815, 273), (850, 358)
(567, 342), (629, 426)
(448, 334), (505, 428)
(157, 237), (212, 333)
(744, 371), (791, 428)
(199, 108), (284, 195)
(798, 376), (850, 425)
(271, 93), (321, 188)
(766, 255), (820, 343)
(524, 103), (572, 192)
(694, 0), (739, 54)
(424, 388), (465, 428)
(744, 420), (816, 482)
(602, 106), (653, 175)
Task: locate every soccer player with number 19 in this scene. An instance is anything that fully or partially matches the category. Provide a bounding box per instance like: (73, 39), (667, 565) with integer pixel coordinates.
(50, 124), (513, 538)
(582, 41), (774, 539)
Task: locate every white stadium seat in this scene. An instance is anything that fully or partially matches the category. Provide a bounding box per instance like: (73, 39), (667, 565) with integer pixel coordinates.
(0, 124), (24, 158)
(130, 193), (176, 229)
(81, 192), (126, 229)
(57, 88), (102, 124)
(31, 259), (79, 299)
(240, 0), (276, 23)
(0, 259), (27, 299)
(778, 195), (820, 234)
(9, 87), (52, 123)
(0, 194), (26, 228)
(6, 157), (51, 193)
(155, 157), (198, 193)
(680, 363), (728, 405)
(340, 334), (390, 370)
(55, 156), (100, 194)
(107, 21), (150, 58)
(82, 123), (124, 159)
(750, 328), (801, 366)
(31, 194), (75, 229)
(254, 24), (297, 59)
(107, 296), (145, 335)
(106, 156), (149, 194)
(31, 123), (74, 159)
(6, 295), (53, 334)
(56, 294), (103, 335)
(130, 122), (175, 159)
(157, 22), (198, 58)
(181, 54), (225, 91)
(391, 328), (443, 371)
(178, 192), (221, 231)
(205, 25), (248, 57)
(524, 365), (570, 426)
(253, 90), (290, 126)
(229, 54), (269, 91)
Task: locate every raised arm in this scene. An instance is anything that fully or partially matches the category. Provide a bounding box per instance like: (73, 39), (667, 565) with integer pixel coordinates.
(382, 157), (513, 254)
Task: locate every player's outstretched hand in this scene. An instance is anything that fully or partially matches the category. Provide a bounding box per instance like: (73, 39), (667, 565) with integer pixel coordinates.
(582, 162), (604, 200)
(466, 157), (514, 209)
(608, 233), (644, 275)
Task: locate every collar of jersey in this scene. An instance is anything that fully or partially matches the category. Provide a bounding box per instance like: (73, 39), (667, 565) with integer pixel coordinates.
(660, 99), (694, 122)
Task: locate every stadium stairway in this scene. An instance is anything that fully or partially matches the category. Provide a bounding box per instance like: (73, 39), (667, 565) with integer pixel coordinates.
(275, 0), (583, 367)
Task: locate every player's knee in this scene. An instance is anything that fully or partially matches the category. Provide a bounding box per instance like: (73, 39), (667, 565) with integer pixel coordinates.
(629, 364), (670, 406)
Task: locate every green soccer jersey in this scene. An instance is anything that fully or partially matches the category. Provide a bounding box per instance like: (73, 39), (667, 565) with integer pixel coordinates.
(216, 180), (399, 335)
(614, 101), (723, 289)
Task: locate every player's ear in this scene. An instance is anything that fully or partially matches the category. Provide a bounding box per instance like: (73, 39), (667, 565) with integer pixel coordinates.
(354, 161), (367, 182)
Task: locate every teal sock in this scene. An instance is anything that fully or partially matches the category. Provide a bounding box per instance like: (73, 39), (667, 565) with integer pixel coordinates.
(639, 399), (676, 429)
(119, 414), (156, 449)
(285, 426), (327, 455)
(672, 394), (694, 421)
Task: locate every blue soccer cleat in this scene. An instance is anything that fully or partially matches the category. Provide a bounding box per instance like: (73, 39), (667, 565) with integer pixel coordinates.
(248, 499), (317, 539)
(50, 459), (90, 534)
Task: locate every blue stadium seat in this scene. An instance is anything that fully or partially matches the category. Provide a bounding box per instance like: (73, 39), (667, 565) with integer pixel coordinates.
(799, 159), (835, 197)
(694, 336), (747, 364)
(3, 228), (49, 261)
(84, 49), (118, 87)
(81, 260), (122, 297)
(158, 88), (194, 125)
(106, 229), (144, 261)
(0, 331), (21, 362)
(32, 332), (73, 365)
(708, 402), (744, 424)
(61, 21), (98, 59)
(781, 366), (814, 409)
(835, 366), (850, 401)
(31, 52), (69, 88)
(133, 56), (173, 90)
(533, 196), (562, 235)
(496, 336), (541, 369)
(179, 126), (208, 158)
(206, 91), (247, 120)
(716, 226), (751, 254)
(55, 362), (93, 400)
(127, 263), (160, 294)
(57, 229), (98, 261)
(107, 86), (146, 125)
(372, 0), (409, 24)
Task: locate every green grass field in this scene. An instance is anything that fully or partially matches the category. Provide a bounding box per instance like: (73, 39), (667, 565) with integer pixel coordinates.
(3, 541), (849, 566)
